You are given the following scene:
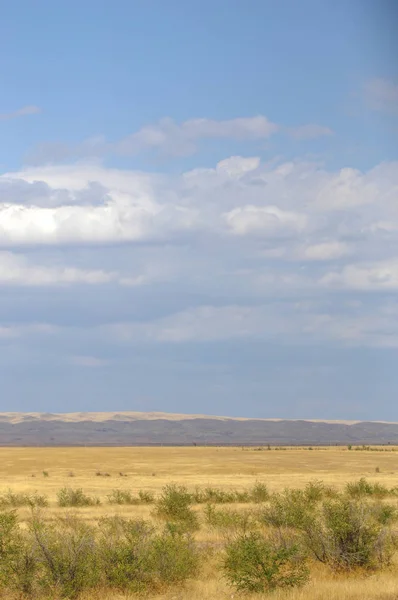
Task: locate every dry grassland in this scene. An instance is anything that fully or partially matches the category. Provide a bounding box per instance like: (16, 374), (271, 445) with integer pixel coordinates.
(1, 445), (397, 600)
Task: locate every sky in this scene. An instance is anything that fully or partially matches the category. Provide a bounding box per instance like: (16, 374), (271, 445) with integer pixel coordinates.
(0, 0), (397, 420)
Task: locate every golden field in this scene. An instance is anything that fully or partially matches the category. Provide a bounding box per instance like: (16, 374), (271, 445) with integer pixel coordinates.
(1, 445), (398, 600)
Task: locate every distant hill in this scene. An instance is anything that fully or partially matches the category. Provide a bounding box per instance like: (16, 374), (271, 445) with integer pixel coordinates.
(0, 412), (397, 446)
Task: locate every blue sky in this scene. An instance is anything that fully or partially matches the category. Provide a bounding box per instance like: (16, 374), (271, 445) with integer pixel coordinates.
(0, 0), (397, 419)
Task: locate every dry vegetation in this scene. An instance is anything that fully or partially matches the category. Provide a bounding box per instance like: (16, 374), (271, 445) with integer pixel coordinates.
(0, 445), (397, 600)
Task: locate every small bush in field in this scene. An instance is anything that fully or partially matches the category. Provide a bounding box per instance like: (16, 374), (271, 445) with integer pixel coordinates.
(107, 489), (155, 505)
(234, 490), (251, 503)
(262, 488), (316, 530)
(346, 478), (390, 499)
(204, 504), (254, 533)
(154, 484), (199, 531)
(98, 516), (198, 592)
(138, 489), (155, 503)
(107, 489), (137, 505)
(302, 497), (398, 570)
(250, 482), (269, 503)
(222, 532), (309, 593)
(0, 490), (48, 508)
(57, 487), (100, 507)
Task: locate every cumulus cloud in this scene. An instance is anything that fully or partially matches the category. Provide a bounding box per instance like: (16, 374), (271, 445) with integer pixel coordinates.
(321, 260), (398, 290)
(300, 242), (351, 261)
(224, 205), (308, 236)
(1, 156), (398, 349)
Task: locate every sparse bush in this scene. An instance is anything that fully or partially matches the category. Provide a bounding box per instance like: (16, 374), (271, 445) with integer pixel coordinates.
(250, 482), (269, 503)
(262, 488), (316, 530)
(146, 525), (199, 587)
(346, 478), (389, 499)
(154, 484), (199, 531)
(302, 497), (398, 570)
(98, 516), (198, 592)
(107, 489), (155, 505)
(31, 513), (100, 598)
(204, 504), (254, 533)
(57, 488), (100, 507)
(138, 489), (155, 504)
(222, 532), (309, 593)
(42, 471), (49, 477)
(234, 490), (251, 503)
(192, 487), (236, 504)
(0, 490), (48, 508)
(107, 489), (137, 505)
(0, 510), (39, 596)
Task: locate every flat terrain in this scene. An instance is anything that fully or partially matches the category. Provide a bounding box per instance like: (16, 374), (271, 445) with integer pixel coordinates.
(1, 446), (398, 599)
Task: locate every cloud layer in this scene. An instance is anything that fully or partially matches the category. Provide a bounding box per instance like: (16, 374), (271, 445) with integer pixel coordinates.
(0, 155), (397, 352)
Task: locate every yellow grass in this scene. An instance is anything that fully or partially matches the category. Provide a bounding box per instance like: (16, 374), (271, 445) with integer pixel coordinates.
(1, 445), (397, 599)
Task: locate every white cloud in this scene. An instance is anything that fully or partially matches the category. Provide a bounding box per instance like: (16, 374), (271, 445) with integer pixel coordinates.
(300, 241), (351, 261)
(117, 115), (279, 156)
(216, 156), (260, 177)
(0, 252), (113, 285)
(29, 115), (279, 162)
(102, 300), (398, 348)
(0, 105), (41, 121)
(1, 156), (398, 347)
(314, 167), (380, 210)
(364, 78), (398, 115)
(321, 260), (398, 290)
(224, 205), (308, 236)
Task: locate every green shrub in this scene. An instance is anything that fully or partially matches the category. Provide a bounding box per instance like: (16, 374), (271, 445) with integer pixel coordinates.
(302, 498), (397, 570)
(57, 488), (100, 507)
(346, 478), (389, 499)
(204, 504), (254, 533)
(234, 490), (251, 503)
(304, 480), (327, 502)
(154, 484), (199, 531)
(98, 516), (198, 592)
(250, 482), (269, 503)
(107, 488), (155, 505)
(192, 487), (236, 504)
(98, 516), (154, 591)
(31, 514), (99, 598)
(146, 526), (199, 587)
(262, 488), (316, 530)
(138, 489), (155, 504)
(222, 532), (309, 593)
(0, 510), (38, 596)
(0, 490), (48, 508)
(107, 489), (137, 505)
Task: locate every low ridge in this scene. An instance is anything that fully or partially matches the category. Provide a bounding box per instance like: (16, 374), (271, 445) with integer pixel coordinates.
(0, 412), (397, 446)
